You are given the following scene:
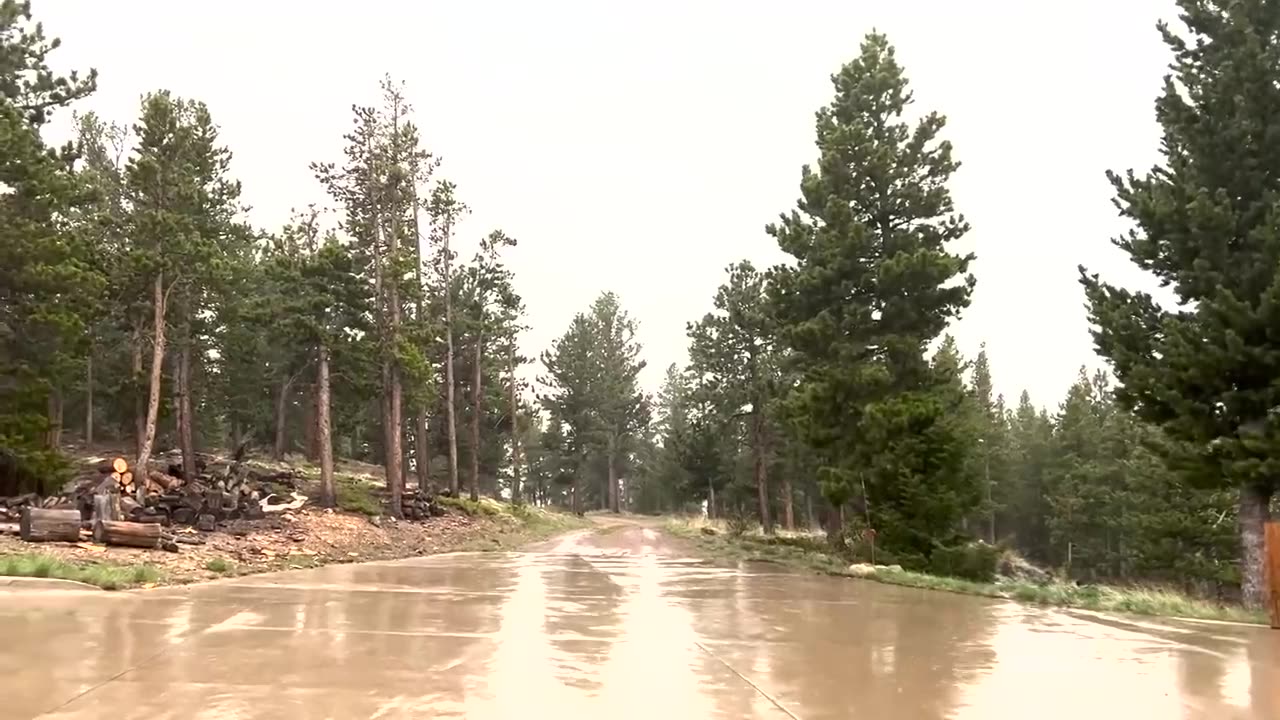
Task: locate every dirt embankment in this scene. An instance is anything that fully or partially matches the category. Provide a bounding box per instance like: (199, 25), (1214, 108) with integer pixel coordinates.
(0, 448), (587, 588)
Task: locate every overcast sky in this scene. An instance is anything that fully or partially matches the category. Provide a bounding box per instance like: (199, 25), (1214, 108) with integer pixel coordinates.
(38, 0), (1177, 410)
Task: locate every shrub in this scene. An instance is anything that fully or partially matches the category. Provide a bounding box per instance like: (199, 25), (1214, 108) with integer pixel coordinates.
(928, 541), (1000, 582)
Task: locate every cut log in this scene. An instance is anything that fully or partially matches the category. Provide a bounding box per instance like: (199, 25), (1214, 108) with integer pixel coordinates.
(20, 508), (82, 543)
(148, 471), (180, 490)
(112, 457), (128, 474)
(119, 495), (140, 516)
(93, 519), (161, 549)
(196, 514), (217, 532)
(120, 471), (133, 487)
(92, 493), (119, 524)
(171, 507), (197, 525)
(110, 471), (122, 484)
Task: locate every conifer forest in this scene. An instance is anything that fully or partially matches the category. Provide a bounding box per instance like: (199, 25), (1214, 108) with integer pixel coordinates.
(4, 0), (1280, 611)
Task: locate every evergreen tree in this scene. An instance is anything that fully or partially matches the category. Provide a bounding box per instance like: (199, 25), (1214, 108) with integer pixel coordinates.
(688, 261), (780, 533)
(0, 0), (97, 492)
(1079, 0), (1280, 608)
(767, 32), (976, 556)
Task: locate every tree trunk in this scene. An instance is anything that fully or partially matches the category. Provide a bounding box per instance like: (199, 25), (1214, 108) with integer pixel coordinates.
(469, 336), (483, 502)
(317, 344), (335, 508)
(508, 344), (522, 504)
(1240, 482), (1274, 610)
(136, 272), (167, 505)
(782, 475), (795, 531)
(273, 375), (292, 460)
(751, 410), (773, 534)
(45, 386), (63, 449)
(444, 270), (459, 497)
(708, 481), (717, 520)
(384, 361), (404, 518)
(131, 323), (145, 458)
(177, 343), (196, 484)
(805, 491), (815, 530)
(607, 441), (619, 514)
(85, 352), (94, 447)
(409, 164), (431, 494)
(414, 409), (430, 491)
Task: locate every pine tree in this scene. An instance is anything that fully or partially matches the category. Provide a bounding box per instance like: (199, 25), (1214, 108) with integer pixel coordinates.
(688, 261), (780, 533)
(427, 180), (467, 496)
(0, 0), (97, 492)
(767, 32), (976, 555)
(1079, 0), (1280, 608)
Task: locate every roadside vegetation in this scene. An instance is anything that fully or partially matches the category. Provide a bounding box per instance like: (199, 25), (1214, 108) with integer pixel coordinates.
(666, 518), (1268, 625)
(0, 553), (163, 590)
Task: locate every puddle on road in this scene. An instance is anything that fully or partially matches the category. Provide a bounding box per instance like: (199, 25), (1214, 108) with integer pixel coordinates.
(4, 523), (1279, 719)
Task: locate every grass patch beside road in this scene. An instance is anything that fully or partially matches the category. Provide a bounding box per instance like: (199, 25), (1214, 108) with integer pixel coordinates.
(665, 517), (1267, 625)
(0, 553), (162, 590)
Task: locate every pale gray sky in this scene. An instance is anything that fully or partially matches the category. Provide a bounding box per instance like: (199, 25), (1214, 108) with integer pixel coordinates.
(39, 0), (1176, 410)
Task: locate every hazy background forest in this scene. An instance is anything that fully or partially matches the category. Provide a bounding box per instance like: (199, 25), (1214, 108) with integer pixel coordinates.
(3, 0), (1279, 613)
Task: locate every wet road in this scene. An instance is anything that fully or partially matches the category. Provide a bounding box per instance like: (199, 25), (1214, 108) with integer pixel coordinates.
(3, 522), (1279, 719)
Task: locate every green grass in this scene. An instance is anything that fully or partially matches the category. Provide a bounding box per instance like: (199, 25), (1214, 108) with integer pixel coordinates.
(438, 495), (506, 517)
(335, 475), (383, 516)
(0, 553), (163, 591)
(204, 557), (233, 574)
(664, 517), (1267, 625)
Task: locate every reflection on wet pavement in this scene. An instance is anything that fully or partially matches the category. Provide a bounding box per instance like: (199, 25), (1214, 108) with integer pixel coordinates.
(1, 523), (1278, 719)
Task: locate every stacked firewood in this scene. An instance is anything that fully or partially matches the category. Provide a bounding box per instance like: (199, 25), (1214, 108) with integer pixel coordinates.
(401, 488), (445, 521)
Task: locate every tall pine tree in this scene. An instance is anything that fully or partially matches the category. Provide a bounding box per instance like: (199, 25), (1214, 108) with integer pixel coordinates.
(1079, 0), (1280, 608)
(768, 32), (976, 556)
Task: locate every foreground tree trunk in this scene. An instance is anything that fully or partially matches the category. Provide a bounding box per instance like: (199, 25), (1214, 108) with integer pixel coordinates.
(136, 272), (167, 505)
(317, 345), (335, 507)
(707, 480), (717, 520)
(1239, 482), (1274, 610)
(177, 344), (196, 483)
(469, 337), (483, 502)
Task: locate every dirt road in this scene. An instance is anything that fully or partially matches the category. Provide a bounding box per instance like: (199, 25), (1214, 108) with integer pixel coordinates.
(2, 519), (1277, 718)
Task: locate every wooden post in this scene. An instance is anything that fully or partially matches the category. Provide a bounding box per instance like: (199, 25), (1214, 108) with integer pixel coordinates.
(1265, 521), (1280, 629)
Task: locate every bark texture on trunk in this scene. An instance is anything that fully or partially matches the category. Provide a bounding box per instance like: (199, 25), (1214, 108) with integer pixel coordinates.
(317, 345), (335, 507)
(177, 343), (196, 484)
(1240, 482), (1274, 610)
(273, 375), (292, 460)
(708, 482), (717, 520)
(470, 337), (483, 501)
(136, 272), (167, 505)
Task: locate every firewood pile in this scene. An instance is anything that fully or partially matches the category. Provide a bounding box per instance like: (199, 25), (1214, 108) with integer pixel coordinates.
(400, 488), (445, 521)
(0, 492), (73, 523)
(1, 449), (307, 539)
